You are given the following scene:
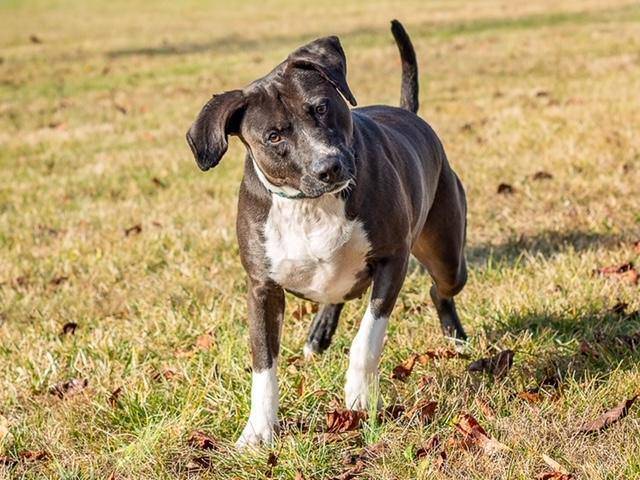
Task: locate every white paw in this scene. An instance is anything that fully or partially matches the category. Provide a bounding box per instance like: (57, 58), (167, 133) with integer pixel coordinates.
(344, 368), (380, 411)
(235, 418), (276, 449)
(303, 343), (317, 360)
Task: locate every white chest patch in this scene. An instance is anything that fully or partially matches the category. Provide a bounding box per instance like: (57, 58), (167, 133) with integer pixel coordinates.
(264, 194), (371, 304)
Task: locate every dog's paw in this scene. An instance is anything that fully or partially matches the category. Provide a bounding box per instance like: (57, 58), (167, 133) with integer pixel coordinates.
(235, 420), (276, 449)
(344, 368), (381, 411)
(303, 342), (319, 360)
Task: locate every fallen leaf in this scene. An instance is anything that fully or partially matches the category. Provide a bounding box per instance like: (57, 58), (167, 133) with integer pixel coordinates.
(151, 177), (167, 189)
(29, 34), (42, 44)
(0, 455), (16, 467)
(124, 224), (142, 236)
(415, 435), (440, 459)
(49, 378), (88, 399)
(579, 340), (598, 358)
(267, 451), (278, 468)
(533, 171), (553, 181)
(517, 391), (543, 403)
(536, 453), (574, 479)
(595, 262), (639, 284)
(153, 368), (178, 382)
(292, 303), (309, 320)
(468, 350), (514, 379)
(579, 394), (638, 434)
(610, 302), (628, 315)
(379, 404), (405, 421)
(19, 450), (48, 461)
(326, 409), (366, 434)
(109, 387), (123, 407)
(453, 413), (509, 455)
(408, 399), (437, 425)
(50, 276), (68, 286)
(195, 333), (214, 351)
(391, 355), (418, 381)
(392, 349), (460, 380)
(497, 183), (515, 195)
(61, 321), (78, 335)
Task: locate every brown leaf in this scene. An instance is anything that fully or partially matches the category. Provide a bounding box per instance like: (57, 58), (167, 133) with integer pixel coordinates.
(292, 303), (309, 320)
(595, 262), (639, 284)
(497, 183), (515, 194)
(49, 378), (88, 399)
(454, 413), (509, 455)
(379, 404), (405, 421)
(391, 355), (418, 381)
(61, 321), (78, 335)
(408, 399), (437, 425)
(579, 340), (599, 358)
(29, 34), (43, 44)
(19, 450), (48, 461)
(468, 350), (514, 379)
(267, 451), (278, 468)
(0, 455), (16, 467)
(536, 453), (574, 479)
(124, 224), (142, 236)
(151, 177), (168, 189)
(195, 333), (214, 351)
(109, 387), (123, 407)
(153, 368), (178, 382)
(533, 171), (553, 181)
(610, 302), (628, 315)
(579, 394), (638, 434)
(517, 391), (543, 403)
(415, 435), (440, 459)
(326, 409), (366, 434)
(392, 349), (460, 380)
(187, 431), (218, 451)
(50, 276), (68, 287)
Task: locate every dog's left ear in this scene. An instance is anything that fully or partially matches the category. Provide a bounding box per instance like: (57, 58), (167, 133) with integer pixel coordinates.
(186, 90), (246, 171)
(287, 36), (357, 107)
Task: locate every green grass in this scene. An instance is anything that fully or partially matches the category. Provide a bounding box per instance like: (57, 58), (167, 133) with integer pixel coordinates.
(1, 0), (640, 478)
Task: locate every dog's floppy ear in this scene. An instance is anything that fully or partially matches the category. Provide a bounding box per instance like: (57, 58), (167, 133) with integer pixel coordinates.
(287, 36), (357, 107)
(186, 90), (246, 171)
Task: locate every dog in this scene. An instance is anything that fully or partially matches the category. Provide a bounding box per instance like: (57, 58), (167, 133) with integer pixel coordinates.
(186, 20), (468, 448)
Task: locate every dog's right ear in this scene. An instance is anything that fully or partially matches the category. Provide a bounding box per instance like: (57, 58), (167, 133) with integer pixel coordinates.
(186, 90), (246, 171)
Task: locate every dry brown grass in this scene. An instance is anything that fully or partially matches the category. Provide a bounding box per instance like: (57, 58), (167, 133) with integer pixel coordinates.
(1, 0), (639, 478)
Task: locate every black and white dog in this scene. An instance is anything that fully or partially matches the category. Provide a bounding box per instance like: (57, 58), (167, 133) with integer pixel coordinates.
(187, 21), (468, 448)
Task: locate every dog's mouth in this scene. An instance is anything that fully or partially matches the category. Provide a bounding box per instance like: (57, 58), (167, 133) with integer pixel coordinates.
(302, 179), (353, 199)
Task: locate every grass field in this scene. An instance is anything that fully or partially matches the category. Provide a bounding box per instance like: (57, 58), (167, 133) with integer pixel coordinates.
(1, 0), (640, 478)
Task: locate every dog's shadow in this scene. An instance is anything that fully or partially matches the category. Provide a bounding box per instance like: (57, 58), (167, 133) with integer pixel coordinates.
(465, 228), (638, 382)
(479, 304), (640, 386)
(467, 228), (621, 267)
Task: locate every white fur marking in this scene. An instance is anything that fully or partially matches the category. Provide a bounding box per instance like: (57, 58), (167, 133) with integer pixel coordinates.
(345, 305), (388, 410)
(236, 363), (279, 448)
(264, 195), (370, 304)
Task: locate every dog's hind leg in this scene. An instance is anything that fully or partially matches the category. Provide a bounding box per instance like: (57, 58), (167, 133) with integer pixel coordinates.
(303, 303), (344, 358)
(412, 165), (468, 341)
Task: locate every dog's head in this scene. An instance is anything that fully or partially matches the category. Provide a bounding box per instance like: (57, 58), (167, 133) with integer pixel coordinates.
(186, 36), (357, 198)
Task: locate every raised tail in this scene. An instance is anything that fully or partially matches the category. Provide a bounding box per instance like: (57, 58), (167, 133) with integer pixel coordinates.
(390, 20), (419, 114)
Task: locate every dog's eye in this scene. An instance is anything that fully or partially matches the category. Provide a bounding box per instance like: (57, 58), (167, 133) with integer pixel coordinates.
(267, 131), (282, 144)
(315, 103), (328, 115)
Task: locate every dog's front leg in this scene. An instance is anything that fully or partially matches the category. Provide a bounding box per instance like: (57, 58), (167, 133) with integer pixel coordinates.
(345, 254), (409, 410)
(236, 279), (284, 449)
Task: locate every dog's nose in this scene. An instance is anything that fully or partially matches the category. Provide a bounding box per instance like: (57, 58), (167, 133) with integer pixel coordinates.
(311, 157), (343, 184)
